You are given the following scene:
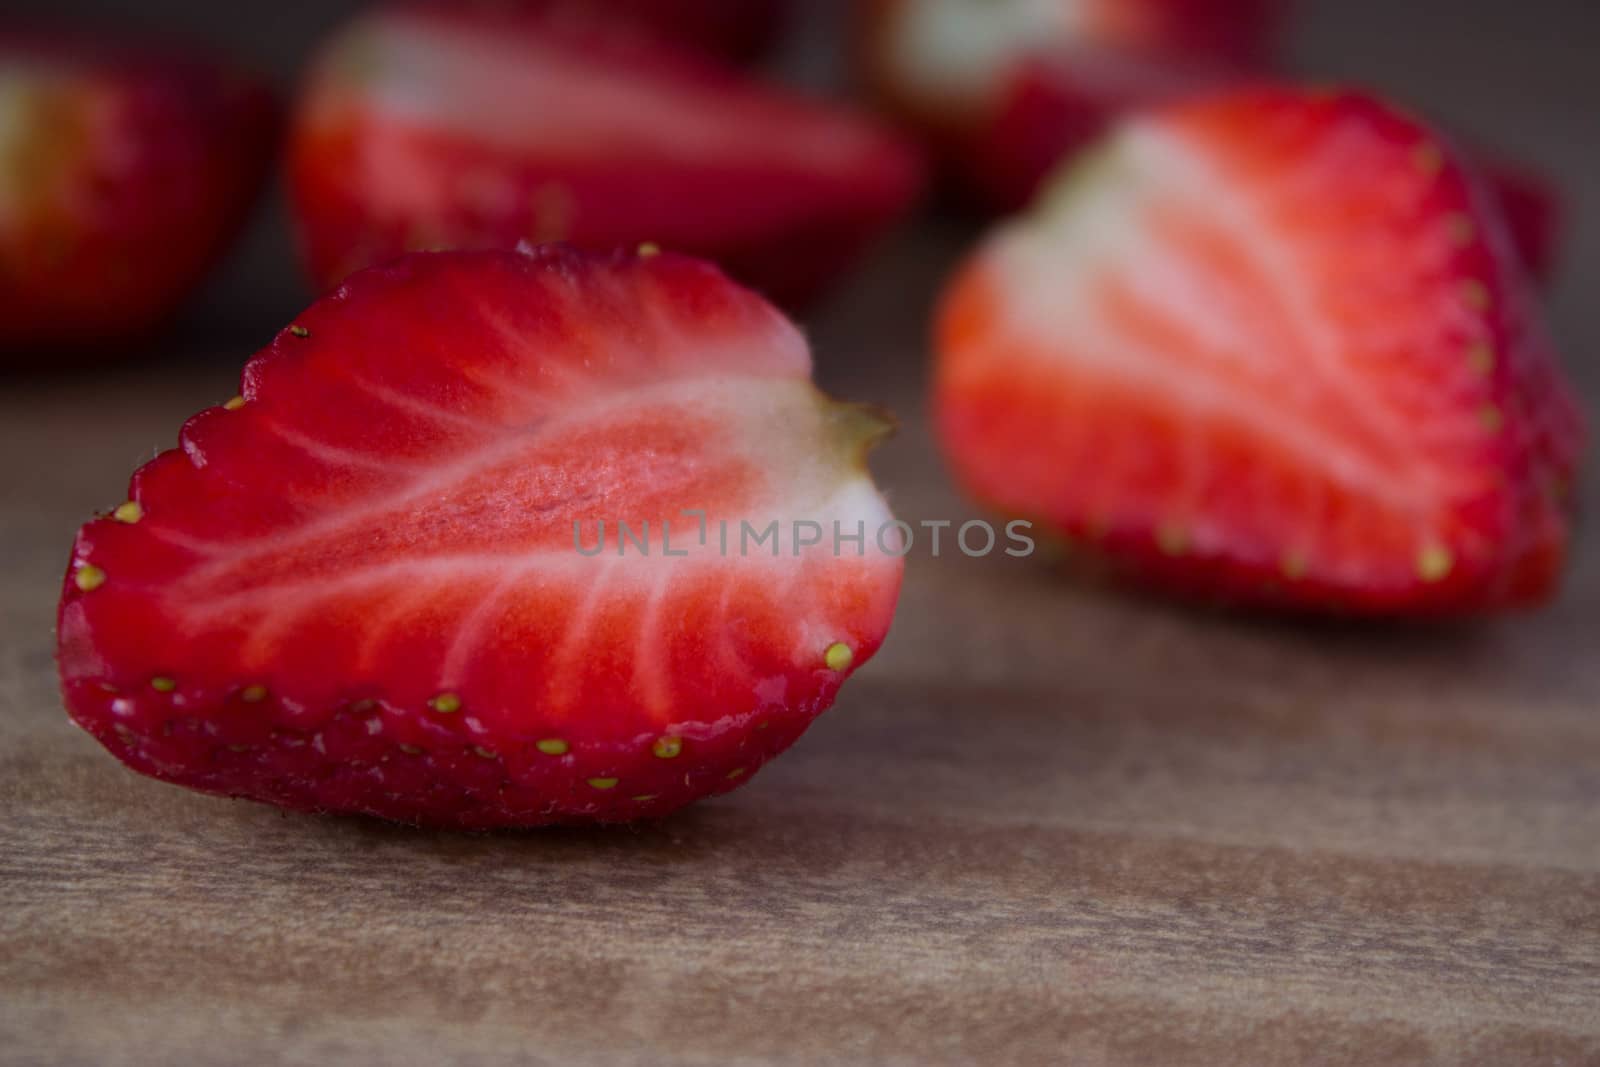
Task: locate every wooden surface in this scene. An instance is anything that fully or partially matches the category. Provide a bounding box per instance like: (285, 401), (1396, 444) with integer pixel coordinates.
(5, 4), (1600, 1064)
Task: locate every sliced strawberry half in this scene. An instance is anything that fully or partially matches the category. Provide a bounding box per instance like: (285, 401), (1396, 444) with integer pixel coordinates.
(286, 4), (922, 308)
(858, 0), (1282, 210)
(0, 32), (276, 353)
(934, 87), (1584, 616)
(57, 245), (903, 827)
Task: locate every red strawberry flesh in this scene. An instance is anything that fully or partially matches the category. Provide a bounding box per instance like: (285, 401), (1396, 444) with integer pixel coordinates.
(287, 4), (922, 307)
(58, 245), (903, 827)
(934, 87), (1583, 616)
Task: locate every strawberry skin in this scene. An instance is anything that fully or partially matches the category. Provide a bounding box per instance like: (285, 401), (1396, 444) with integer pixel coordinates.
(858, 0), (1281, 211)
(286, 4), (922, 308)
(934, 87), (1584, 616)
(0, 33), (276, 352)
(57, 245), (904, 827)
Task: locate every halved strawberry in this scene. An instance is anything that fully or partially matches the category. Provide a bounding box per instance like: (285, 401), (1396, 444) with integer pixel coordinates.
(286, 4), (922, 308)
(934, 87), (1584, 616)
(858, 0), (1282, 211)
(0, 32), (276, 352)
(57, 245), (903, 827)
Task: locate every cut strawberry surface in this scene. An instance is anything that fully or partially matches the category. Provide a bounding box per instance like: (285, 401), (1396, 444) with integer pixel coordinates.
(0, 33), (275, 352)
(58, 246), (903, 827)
(858, 0), (1281, 212)
(934, 87), (1584, 616)
(286, 4), (922, 308)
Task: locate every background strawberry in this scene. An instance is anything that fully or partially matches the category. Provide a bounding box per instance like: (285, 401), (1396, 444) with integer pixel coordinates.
(286, 4), (923, 308)
(57, 245), (904, 827)
(857, 0), (1283, 209)
(934, 86), (1584, 616)
(0, 32), (276, 353)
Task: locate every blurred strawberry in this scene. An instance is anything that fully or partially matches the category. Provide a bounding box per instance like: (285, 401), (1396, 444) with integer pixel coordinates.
(286, 4), (922, 308)
(935, 87), (1584, 616)
(0, 32), (276, 353)
(858, 0), (1284, 210)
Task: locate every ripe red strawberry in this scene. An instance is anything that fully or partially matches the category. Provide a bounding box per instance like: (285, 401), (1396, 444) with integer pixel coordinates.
(57, 245), (903, 827)
(0, 32), (276, 352)
(934, 87), (1584, 616)
(286, 4), (922, 308)
(858, 0), (1282, 210)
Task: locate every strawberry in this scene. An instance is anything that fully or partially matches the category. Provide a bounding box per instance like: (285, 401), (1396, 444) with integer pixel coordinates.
(57, 245), (904, 827)
(858, 0), (1282, 211)
(0, 32), (276, 352)
(934, 87), (1584, 616)
(285, 4), (922, 308)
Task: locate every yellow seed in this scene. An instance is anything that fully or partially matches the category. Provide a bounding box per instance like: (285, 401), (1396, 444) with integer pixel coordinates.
(1417, 544), (1454, 583)
(1478, 404), (1504, 433)
(288, 325), (310, 338)
(1447, 215), (1475, 245)
(399, 744), (422, 755)
(632, 794), (658, 803)
(536, 738), (568, 756)
(824, 642), (854, 672)
(474, 746), (499, 760)
(223, 395), (246, 411)
(240, 685), (268, 703)
(74, 563), (106, 591)
(726, 767), (747, 780)
(1413, 143), (1444, 175)
(112, 501), (144, 524)
(1156, 523), (1188, 556)
(1467, 341), (1495, 376)
(1462, 281), (1491, 310)
(637, 242), (661, 257)
(150, 676), (177, 693)
(428, 692), (461, 714)
(1280, 552), (1309, 580)
(587, 777), (619, 790)
(652, 736), (683, 759)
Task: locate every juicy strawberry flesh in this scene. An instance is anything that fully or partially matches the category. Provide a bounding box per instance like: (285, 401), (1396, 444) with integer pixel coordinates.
(0, 36), (276, 351)
(58, 247), (903, 826)
(935, 89), (1583, 616)
(287, 6), (922, 307)
(963, 61), (1569, 286)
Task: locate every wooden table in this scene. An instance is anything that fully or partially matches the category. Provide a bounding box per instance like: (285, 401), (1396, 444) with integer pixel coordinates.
(4, 4), (1600, 1063)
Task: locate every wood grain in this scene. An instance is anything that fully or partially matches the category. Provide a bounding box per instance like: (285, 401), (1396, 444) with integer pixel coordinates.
(4, 2), (1600, 1062)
